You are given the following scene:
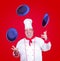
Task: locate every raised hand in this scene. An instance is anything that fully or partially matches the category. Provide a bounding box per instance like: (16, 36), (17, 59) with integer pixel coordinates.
(41, 31), (48, 40)
(11, 45), (17, 51)
(11, 45), (20, 57)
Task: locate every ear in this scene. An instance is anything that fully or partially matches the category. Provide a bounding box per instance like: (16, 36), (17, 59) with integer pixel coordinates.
(42, 13), (50, 27)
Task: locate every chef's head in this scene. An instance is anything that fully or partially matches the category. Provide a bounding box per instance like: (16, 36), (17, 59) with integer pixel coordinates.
(24, 18), (34, 39)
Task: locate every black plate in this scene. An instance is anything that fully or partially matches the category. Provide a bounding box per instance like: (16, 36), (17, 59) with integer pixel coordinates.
(6, 28), (18, 41)
(42, 13), (49, 27)
(16, 4), (30, 16)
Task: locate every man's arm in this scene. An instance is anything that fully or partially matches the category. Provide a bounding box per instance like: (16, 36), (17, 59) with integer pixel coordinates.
(41, 31), (51, 51)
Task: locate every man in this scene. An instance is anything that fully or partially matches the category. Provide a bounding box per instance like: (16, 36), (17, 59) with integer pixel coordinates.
(11, 18), (51, 61)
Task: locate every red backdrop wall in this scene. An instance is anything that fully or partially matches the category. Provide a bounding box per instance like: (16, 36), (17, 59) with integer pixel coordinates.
(0, 0), (60, 61)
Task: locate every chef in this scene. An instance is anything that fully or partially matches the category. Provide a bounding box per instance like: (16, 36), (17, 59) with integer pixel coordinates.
(11, 18), (51, 61)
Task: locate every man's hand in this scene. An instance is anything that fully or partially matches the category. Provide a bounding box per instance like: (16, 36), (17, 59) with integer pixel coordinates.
(11, 46), (17, 51)
(11, 46), (20, 57)
(41, 31), (48, 40)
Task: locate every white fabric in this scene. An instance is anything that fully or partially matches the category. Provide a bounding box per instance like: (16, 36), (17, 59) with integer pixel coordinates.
(23, 18), (33, 29)
(16, 37), (51, 61)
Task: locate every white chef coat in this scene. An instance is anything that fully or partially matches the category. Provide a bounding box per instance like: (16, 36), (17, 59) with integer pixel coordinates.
(16, 37), (51, 61)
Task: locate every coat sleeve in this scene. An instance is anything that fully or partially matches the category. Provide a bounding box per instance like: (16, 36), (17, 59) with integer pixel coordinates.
(16, 41), (21, 52)
(35, 37), (51, 52)
(41, 42), (51, 51)
(16, 39), (23, 52)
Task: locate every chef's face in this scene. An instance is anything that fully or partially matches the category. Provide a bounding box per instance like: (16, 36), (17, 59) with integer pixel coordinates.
(25, 29), (34, 39)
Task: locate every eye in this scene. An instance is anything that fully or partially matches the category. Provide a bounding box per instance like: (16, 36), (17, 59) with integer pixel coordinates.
(16, 4), (30, 16)
(42, 13), (49, 27)
(6, 28), (18, 42)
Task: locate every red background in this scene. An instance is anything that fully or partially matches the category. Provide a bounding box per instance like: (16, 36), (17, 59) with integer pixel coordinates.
(0, 0), (60, 61)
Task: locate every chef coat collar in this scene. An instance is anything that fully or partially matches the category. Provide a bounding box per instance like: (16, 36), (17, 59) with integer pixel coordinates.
(25, 36), (35, 45)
